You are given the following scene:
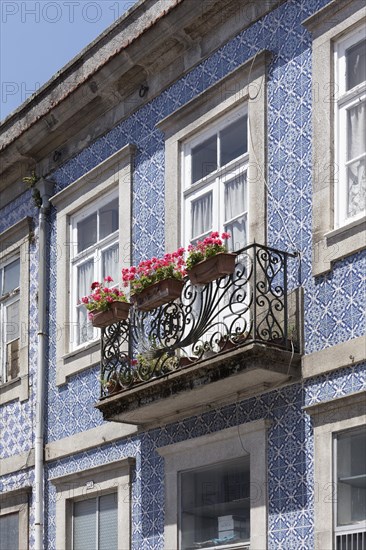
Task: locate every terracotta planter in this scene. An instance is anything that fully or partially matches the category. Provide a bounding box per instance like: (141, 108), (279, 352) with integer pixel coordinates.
(132, 278), (184, 312)
(102, 375), (122, 396)
(187, 253), (237, 284)
(92, 301), (130, 328)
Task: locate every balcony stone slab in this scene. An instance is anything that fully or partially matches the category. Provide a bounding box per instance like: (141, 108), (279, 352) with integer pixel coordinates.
(95, 343), (301, 427)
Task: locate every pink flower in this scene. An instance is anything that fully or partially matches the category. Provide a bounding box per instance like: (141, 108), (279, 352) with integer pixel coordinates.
(81, 296), (89, 304)
(104, 276), (113, 283)
(91, 282), (100, 290)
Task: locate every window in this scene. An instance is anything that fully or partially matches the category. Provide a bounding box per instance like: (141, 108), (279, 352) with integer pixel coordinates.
(0, 257), (20, 383)
(51, 145), (134, 385)
(51, 459), (132, 550)
(0, 488), (30, 550)
(158, 419), (269, 550)
(180, 457), (250, 550)
(0, 217), (31, 405)
(335, 27), (366, 228)
(306, 390), (366, 550)
(183, 108), (248, 251)
(158, 50), (269, 255)
(73, 493), (118, 550)
(303, 3), (366, 275)
(71, 192), (119, 348)
(334, 427), (366, 548)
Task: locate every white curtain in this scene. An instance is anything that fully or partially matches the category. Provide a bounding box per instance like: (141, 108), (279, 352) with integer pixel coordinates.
(77, 261), (94, 345)
(191, 192), (212, 240)
(347, 102), (366, 218)
(224, 173), (247, 251)
(102, 245), (119, 283)
(77, 261), (94, 297)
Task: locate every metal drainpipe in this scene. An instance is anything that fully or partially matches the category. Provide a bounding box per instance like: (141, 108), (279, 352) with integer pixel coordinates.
(34, 178), (54, 550)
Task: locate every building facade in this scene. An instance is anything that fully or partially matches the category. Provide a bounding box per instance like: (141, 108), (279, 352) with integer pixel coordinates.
(0, 0), (365, 549)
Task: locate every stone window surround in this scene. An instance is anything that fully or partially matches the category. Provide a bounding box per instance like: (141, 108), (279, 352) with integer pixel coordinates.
(303, 0), (366, 276)
(305, 390), (366, 550)
(50, 144), (135, 386)
(0, 217), (32, 405)
(0, 486), (31, 549)
(51, 459), (134, 550)
(157, 419), (270, 550)
(157, 50), (270, 253)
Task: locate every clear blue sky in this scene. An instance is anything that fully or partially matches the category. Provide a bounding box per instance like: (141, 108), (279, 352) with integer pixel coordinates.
(0, 1), (138, 121)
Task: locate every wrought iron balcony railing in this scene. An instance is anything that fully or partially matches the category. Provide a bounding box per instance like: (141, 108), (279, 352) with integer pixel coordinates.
(100, 243), (299, 398)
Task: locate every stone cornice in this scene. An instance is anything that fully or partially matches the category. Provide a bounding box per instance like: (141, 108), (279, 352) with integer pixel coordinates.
(0, 0), (285, 201)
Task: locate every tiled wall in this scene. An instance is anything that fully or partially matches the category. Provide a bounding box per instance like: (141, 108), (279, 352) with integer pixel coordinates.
(1, 0), (365, 548)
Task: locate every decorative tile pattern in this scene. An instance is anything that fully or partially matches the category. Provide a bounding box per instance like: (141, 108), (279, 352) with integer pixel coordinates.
(1, 1), (365, 549)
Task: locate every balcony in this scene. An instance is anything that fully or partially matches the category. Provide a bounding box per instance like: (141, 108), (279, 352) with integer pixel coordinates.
(95, 244), (302, 426)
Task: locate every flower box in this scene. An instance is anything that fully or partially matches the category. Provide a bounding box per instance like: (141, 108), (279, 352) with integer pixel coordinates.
(187, 252), (237, 285)
(132, 278), (184, 312)
(92, 301), (130, 328)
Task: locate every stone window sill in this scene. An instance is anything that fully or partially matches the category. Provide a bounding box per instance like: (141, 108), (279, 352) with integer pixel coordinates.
(56, 340), (100, 386)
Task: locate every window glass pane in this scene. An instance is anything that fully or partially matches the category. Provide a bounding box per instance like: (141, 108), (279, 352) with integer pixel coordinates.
(180, 457), (250, 550)
(346, 39), (366, 90)
(336, 429), (366, 527)
(191, 192), (212, 241)
(73, 498), (97, 550)
(100, 198), (119, 240)
(77, 213), (97, 253)
(77, 261), (94, 346)
(6, 338), (20, 381)
(77, 306), (94, 346)
(347, 158), (366, 218)
(225, 218), (247, 252)
(6, 299), (20, 342)
(77, 261), (94, 299)
(2, 259), (20, 295)
(224, 173), (247, 221)
(220, 115), (248, 166)
(346, 102), (366, 219)
(347, 102), (366, 161)
(99, 494), (118, 550)
(0, 513), (19, 550)
(102, 245), (119, 284)
(191, 135), (217, 184)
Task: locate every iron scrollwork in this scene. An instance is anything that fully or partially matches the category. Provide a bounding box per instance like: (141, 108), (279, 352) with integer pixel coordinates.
(100, 243), (297, 397)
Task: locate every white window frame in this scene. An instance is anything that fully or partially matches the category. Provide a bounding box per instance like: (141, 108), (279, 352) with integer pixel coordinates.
(70, 189), (119, 350)
(182, 105), (249, 251)
(51, 145), (135, 385)
(0, 218), (31, 405)
(0, 255), (20, 384)
(305, 390), (366, 550)
(51, 459), (133, 550)
(157, 419), (270, 550)
(303, 2), (366, 276)
(334, 25), (366, 228)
